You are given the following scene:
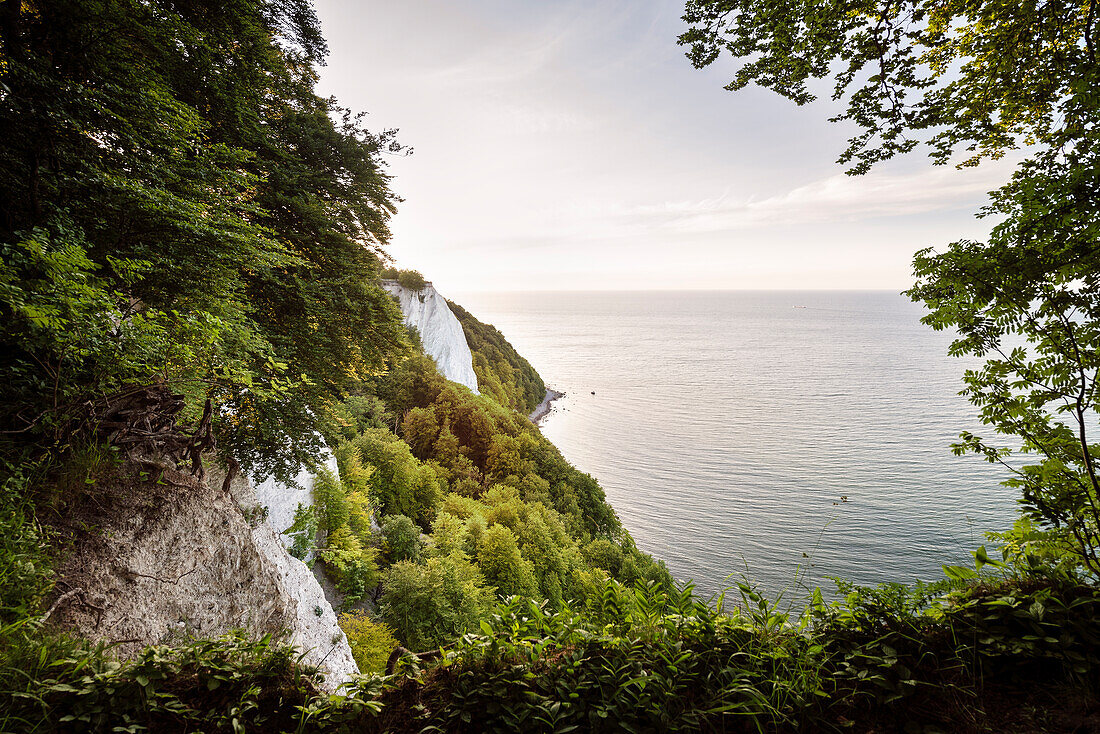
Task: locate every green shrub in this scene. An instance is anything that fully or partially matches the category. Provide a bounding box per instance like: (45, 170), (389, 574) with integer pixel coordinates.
(339, 612), (398, 674)
(395, 270), (427, 291)
(379, 554), (492, 650)
(312, 467), (349, 534)
(319, 528), (380, 604)
(3, 631), (319, 733)
(381, 514), (422, 563)
(477, 525), (538, 598)
(283, 503), (319, 561)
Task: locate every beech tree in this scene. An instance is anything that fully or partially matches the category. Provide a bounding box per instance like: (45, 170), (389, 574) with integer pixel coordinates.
(681, 0), (1100, 571)
(0, 0), (407, 480)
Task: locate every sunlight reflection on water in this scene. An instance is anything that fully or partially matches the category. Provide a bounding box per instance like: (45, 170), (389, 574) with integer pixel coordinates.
(452, 290), (1019, 601)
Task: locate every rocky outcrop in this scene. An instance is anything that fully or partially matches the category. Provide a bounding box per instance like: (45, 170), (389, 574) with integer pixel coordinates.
(381, 279), (479, 392)
(47, 460), (359, 691)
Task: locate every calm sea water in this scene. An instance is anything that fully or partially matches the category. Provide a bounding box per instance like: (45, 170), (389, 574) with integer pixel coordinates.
(452, 290), (1019, 601)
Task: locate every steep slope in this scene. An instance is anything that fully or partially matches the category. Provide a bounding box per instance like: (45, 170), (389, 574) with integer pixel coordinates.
(249, 445), (339, 561)
(381, 280), (479, 392)
(46, 460), (358, 691)
(448, 299), (546, 413)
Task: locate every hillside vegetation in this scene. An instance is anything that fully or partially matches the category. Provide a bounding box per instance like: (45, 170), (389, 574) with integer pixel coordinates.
(449, 300), (548, 414)
(1, 0), (1099, 731)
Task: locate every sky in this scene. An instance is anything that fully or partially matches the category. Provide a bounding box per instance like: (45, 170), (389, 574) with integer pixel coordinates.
(313, 0), (1014, 293)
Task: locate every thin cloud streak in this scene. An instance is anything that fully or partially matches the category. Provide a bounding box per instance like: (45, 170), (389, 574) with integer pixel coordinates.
(629, 160), (1016, 232)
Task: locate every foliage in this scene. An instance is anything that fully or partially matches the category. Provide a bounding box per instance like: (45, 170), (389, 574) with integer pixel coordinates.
(476, 525), (539, 598)
(909, 176), (1100, 572)
(373, 352), (625, 539)
(338, 611), (398, 674)
(363, 573), (1100, 732)
(381, 514), (423, 563)
(312, 467), (350, 534)
(0, 469), (52, 625)
(379, 554), (494, 651)
(396, 270), (428, 291)
(0, 0), (408, 483)
(380, 268), (428, 291)
(322, 395), (396, 442)
(350, 428), (443, 529)
(310, 459), (381, 605)
(449, 300), (547, 413)
(1, 630), (322, 733)
(681, 0), (1100, 173)
(10, 571), (1100, 732)
(319, 527), (381, 604)
(283, 503), (319, 561)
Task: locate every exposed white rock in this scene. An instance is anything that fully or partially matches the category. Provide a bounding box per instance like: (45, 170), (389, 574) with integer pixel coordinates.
(250, 446), (339, 561)
(232, 473), (360, 689)
(51, 462), (359, 692)
(382, 280), (479, 392)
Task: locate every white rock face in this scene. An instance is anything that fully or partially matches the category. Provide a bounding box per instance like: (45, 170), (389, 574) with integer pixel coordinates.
(50, 463), (360, 692)
(382, 280), (479, 393)
(232, 474), (360, 689)
(251, 446), (339, 561)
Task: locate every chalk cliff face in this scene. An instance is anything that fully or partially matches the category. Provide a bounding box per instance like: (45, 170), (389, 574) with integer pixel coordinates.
(250, 446), (339, 561)
(51, 461), (359, 691)
(382, 280), (479, 393)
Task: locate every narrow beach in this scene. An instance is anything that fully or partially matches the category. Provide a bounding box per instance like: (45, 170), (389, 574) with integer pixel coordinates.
(529, 388), (564, 424)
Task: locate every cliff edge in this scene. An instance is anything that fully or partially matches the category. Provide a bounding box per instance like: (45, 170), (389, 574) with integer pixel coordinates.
(45, 458), (359, 691)
(381, 280), (479, 393)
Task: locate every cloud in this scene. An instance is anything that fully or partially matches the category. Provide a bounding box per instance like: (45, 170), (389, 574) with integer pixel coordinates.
(627, 159), (1017, 233)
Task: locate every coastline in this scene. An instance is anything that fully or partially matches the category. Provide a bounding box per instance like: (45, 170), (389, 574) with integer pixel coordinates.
(529, 388), (565, 425)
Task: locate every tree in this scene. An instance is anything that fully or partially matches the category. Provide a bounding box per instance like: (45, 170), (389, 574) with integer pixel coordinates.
(396, 269), (428, 291)
(681, 0), (1097, 174)
(477, 525), (538, 598)
(379, 554), (492, 650)
(338, 611), (398, 674)
(681, 0), (1100, 570)
(0, 0), (408, 481)
(381, 514), (423, 563)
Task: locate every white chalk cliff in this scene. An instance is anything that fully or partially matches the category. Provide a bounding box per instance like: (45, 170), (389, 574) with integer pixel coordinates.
(382, 280), (479, 393)
(51, 462), (359, 692)
(251, 446), (339, 561)
(230, 469), (359, 689)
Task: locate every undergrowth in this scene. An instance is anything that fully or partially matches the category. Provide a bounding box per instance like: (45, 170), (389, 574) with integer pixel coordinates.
(4, 572), (1094, 733)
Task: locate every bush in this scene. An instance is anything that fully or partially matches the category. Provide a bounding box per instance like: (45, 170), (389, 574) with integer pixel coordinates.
(339, 612), (398, 675)
(0, 470), (52, 624)
(319, 527), (380, 604)
(477, 525), (538, 598)
(381, 514), (422, 563)
(395, 270), (427, 291)
(312, 467), (349, 534)
(283, 503), (319, 561)
(3, 631), (319, 733)
(379, 554), (492, 650)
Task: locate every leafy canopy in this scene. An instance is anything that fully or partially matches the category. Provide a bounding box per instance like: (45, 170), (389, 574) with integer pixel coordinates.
(0, 0), (408, 480)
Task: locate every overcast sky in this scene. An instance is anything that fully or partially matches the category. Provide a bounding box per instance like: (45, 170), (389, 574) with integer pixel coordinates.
(313, 0), (1012, 292)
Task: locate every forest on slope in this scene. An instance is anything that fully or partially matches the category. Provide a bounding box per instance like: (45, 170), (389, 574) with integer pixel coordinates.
(449, 299), (547, 415)
(0, 0), (668, 727)
(2, 0), (1100, 731)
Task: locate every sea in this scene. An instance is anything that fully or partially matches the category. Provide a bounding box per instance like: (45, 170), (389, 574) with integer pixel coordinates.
(451, 290), (1020, 604)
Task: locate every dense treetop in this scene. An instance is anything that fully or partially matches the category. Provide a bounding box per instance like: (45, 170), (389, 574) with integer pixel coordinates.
(0, 0), (408, 480)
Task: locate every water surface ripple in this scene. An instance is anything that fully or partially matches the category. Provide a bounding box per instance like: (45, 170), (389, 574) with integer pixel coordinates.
(452, 291), (1017, 600)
